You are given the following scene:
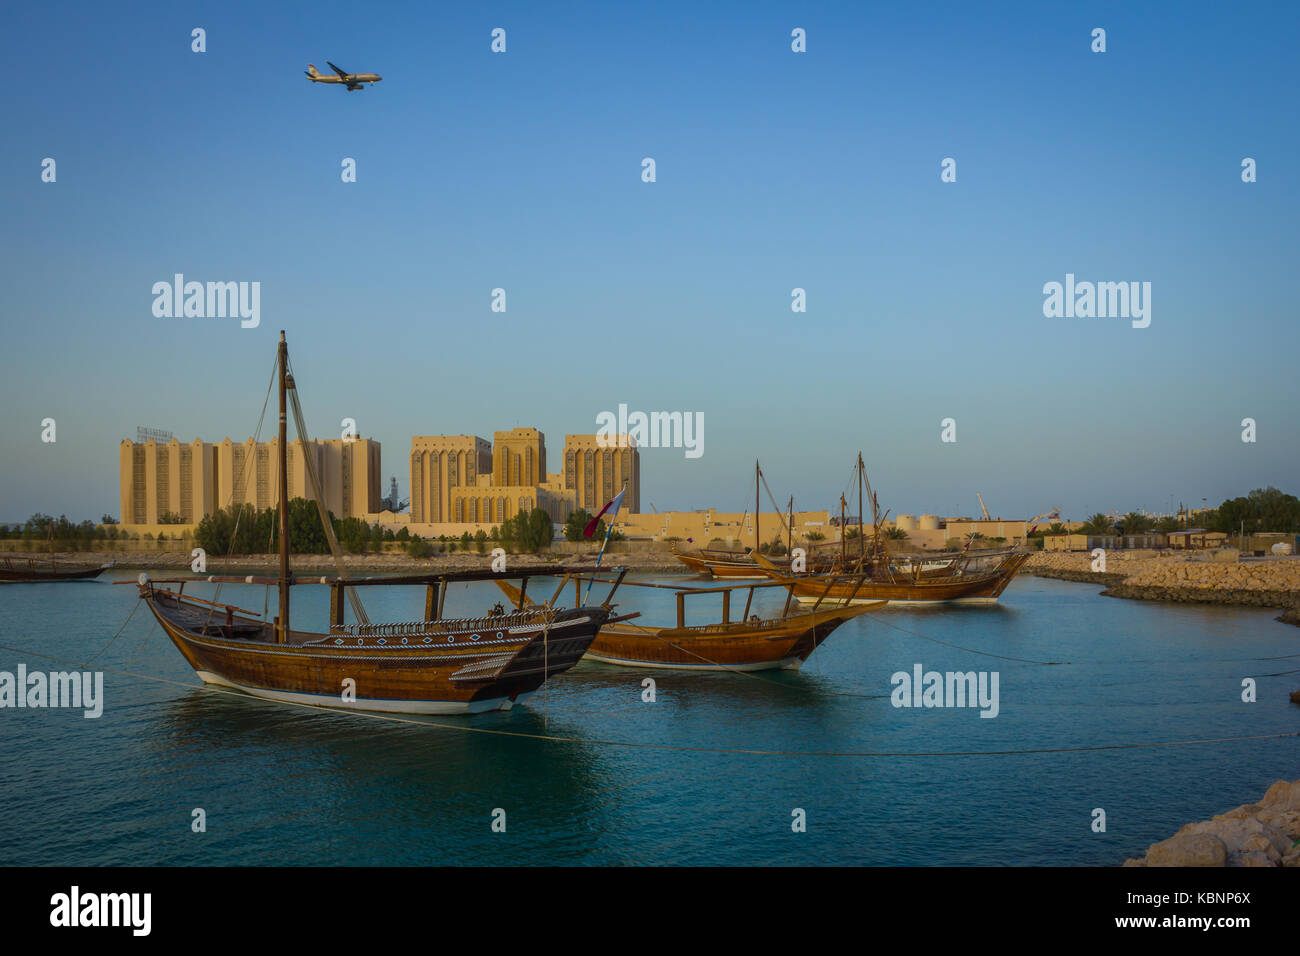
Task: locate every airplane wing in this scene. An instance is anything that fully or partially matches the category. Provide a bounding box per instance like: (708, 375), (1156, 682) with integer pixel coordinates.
(326, 61), (349, 79)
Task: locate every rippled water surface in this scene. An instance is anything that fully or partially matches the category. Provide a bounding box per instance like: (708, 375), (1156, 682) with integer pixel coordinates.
(0, 571), (1296, 865)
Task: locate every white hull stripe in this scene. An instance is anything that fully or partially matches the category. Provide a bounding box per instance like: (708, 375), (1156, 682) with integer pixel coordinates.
(582, 653), (804, 672)
(192, 671), (526, 715)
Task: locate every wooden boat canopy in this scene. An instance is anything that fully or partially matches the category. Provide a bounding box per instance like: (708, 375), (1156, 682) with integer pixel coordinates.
(499, 569), (875, 628)
(134, 565), (631, 630)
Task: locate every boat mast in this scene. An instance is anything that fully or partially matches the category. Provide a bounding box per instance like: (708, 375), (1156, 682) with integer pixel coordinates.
(754, 460), (760, 554)
(857, 452), (865, 566)
(839, 494), (846, 567)
(787, 495), (793, 558)
(276, 331), (291, 644)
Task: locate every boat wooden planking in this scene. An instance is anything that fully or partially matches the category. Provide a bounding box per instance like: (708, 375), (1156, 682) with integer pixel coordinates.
(496, 573), (884, 672)
(752, 549), (1030, 605)
(143, 582), (608, 714)
(672, 548), (770, 579)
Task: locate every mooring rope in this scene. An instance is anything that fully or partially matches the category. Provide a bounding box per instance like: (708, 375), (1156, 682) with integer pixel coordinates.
(80, 598), (141, 665)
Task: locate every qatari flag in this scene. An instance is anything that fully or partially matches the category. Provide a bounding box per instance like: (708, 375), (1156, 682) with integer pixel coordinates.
(583, 487), (626, 538)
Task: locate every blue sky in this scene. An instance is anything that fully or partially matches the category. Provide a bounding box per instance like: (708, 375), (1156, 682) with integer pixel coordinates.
(2, 0), (1296, 523)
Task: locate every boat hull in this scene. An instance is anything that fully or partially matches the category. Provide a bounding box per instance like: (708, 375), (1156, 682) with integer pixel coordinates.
(584, 603), (882, 671)
(673, 550), (772, 579)
(144, 588), (608, 715)
(767, 553), (1030, 606)
(192, 670), (529, 714)
(0, 560), (110, 582)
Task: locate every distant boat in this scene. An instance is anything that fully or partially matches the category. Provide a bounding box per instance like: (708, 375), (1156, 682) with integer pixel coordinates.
(132, 332), (614, 715)
(496, 573), (884, 671)
(753, 549), (1028, 605)
(0, 557), (113, 582)
(672, 460), (790, 579)
(672, 546), (770, 579)
(752, 453), (1030, 605)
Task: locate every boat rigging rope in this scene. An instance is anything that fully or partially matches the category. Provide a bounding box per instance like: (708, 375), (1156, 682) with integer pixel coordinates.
(202, 354), (278, 633)
(80, 598), (141, 665)
(286, 354), (369, 626)
(757, 467), (792, 541)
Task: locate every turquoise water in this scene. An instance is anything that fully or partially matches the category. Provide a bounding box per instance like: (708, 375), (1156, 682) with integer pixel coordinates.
(0, 571), (1296, 865)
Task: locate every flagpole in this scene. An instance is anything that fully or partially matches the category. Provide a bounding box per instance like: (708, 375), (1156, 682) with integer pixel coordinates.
(584, 519), (615, 604)
(583, 479), (627, 604)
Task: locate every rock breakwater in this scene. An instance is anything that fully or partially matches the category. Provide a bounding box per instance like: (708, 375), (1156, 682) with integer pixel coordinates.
(1025, 551), (1300, 621)
(1124, 779), (1300, 867)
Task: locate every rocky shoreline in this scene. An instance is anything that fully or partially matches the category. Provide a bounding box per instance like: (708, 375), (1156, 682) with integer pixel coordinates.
(1023, 566), (1128, 588)
(1124, 779), (1300, 867)
(1025, 551), (1300, 625)
(1101, 582), (1298, 609)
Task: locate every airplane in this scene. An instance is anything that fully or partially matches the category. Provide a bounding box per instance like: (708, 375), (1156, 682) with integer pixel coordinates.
(305, 62), (382, 91)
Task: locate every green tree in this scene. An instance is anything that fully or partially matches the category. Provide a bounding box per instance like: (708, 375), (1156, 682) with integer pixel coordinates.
(564, 509), (596, 542)
(528, 508), (554, 552)
(1080, 513), (1115, 535)
(406, 534), (434, 558)
(285, 498), (330, 553)
(335, 517), (365, 553)
(1120, 512), (1154, 534)
(1213, 487), (1300, 534)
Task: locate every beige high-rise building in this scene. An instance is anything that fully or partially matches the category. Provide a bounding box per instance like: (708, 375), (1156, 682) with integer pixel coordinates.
(119, 439), (218, 525)
(564, 434), (640, 514)
(492, 427), (546, 488)
(119, 437), (381, 526)
(409, 435), (492, 523)
(399, 428), (642, 534)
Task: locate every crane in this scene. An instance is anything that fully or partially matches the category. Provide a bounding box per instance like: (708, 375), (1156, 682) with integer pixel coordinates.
(1025, 508), (1062, 538)
(977, 493), (991, 521)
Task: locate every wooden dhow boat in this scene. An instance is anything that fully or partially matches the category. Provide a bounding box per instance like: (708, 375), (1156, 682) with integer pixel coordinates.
(753, 549), (1029, 606)
(672, 461), (790, 579)
(0, 557), (113, 582)
(752, 453), (1030, 605)
(138, 566), (617, 714)
(672, 546), (768, 579)
(131, 332), (616, 715)
(496, 573), (884, 671)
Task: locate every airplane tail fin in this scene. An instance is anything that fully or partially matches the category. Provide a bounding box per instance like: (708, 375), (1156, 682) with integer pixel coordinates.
(305, 63), (320, 77)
